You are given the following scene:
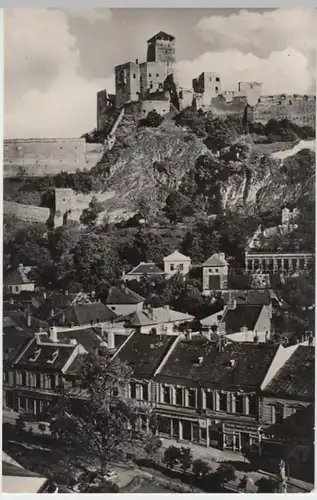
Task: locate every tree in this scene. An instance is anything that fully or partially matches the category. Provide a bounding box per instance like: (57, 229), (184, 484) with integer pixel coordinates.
(215, 463), (236, 487)
(256, 477), (278, 493)
(192, 459), (210, 480)
(80, 196), (104, 228)
(180, 447), (193, 474)
(38, 422), (47, 435)
(15, 416), (26, 434)
(163, 445), (181, 469)
(203, 472), (223, 492)
(46, 348), (139, 483)
(141, 110), (164, 128)
(144, 435), (162, 462)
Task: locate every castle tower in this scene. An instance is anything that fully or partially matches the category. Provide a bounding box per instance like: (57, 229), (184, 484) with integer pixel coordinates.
(54, 188), (74, 228)
(115, 61), (140, 107)
(192, 72), (221, 108)
(146, 32), (176, 68)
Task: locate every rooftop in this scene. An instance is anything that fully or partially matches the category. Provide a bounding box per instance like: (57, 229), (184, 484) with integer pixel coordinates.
(58, 327), (104, 352)
(222, 304), (265, 334)
(222, 290), (273, 306)
(14, 337), (77, 371)
(116, 331), (178, 378)
(3, 265), (34, 286)
(202, 253), (228, 267)
(264, 346), (314, 399)
(106, 286), (144, 305)
(147, 31), (175, 43)
(163, 250), (191, 262)
(126, 262), (164, 276)
(116, 306), (194, 327)
(157, 336), (277, 390)
(49, 302), (118, 326)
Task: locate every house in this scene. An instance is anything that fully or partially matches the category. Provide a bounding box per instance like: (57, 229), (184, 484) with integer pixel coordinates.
(259, 345), (314, 479)
(154, 335), (278, 452)
(114, 305), (194, 335)
(163, 250), (191, 278)
(245, 251), (314, 274)
(2, 452), (58, 493)
(5, 328), (87, 417)
(106, 286), (145, 316)
(122, 262), (165, 282)
(48, 301), (118, 328)
(113, 331), (178, 431)
(202, 253), (229, 294)
(3, 264), (35, 295)
(33, 291), (91, 320)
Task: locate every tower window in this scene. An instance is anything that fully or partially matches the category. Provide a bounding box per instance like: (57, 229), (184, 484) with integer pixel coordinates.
(216, 77), (220, 82)
(209, 77), (212, 82)
(156, 73), (159, 77)
(133, 73), (136, 79)
(215, 87), (219, 92)
(149, 73), (152, 77)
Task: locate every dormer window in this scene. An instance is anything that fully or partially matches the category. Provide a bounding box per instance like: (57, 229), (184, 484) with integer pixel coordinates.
(29, 348), (41, 362)
(47, 349), (59, 364)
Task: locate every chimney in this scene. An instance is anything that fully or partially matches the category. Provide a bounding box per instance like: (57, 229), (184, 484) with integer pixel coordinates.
(197, 356), (203, 365)
(49, 327), (58, 343)
(50, 308), (55, 318)
(65, 290), (69, 296)
(254, 332), (259, 344)
(9, 297), (14, 305)
(61, 312), (66, 324)
(136, 58), (139, 64)
(186, 329), (192, 340)
(164, 305), (169, 311)
(34, 332), (41, 344)
(43, 291), (47, 299)
(219, 253), (226, 261)
(107, 331), (115, 350)
(26, 312), (31, 327)
(70, 339), (77, 346)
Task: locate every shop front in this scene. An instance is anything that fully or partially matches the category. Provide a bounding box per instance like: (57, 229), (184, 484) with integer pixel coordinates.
(223, 421), (260, 453)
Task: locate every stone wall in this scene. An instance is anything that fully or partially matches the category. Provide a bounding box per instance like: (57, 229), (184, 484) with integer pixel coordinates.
(253, 95), (316, 127)
(4, 138), (104, 177)
(4, 200), (50, 224)
(140, 99), (170, 116)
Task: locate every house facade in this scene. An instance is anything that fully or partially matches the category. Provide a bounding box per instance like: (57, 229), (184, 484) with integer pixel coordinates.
(106, 286), (144, 316)
(163, 250), (191, 279)
(122, 263), (165, 282)
(117, 306), (194, 335)
(202, 253), (229, 294)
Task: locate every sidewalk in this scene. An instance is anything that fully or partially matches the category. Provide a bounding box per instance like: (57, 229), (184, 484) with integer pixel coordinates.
(159, 437), (314, 493)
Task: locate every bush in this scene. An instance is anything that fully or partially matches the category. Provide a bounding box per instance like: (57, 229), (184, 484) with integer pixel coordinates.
(256, 477), (278, 493)
(163, 445), (182, 469)
(139, 110), (164, 128)
(215, 463), (236, 486)
(192, 459), (210, 480)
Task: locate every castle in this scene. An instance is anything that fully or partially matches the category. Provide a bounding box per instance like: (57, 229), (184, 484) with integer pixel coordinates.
(97, 31), (316, 131)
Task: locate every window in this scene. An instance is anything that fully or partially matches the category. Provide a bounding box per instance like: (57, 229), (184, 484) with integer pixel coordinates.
(209, 269), (212, 273)
(50, 374), (56, 391)
(188, 389), (196, 408)
(149, 73), (152, 77)
(273, 405), (284, 424)
(179, 264), (184, 271)
(215, 87), (219, 92)
(156, 73), (159, 77)
(163, 386), (170, 404)
(15, 286), (19, 292)
(249, 394), (257, 416)
(206, 391), (214, 410)
(3, 371), (8, 383)
(113, 387), (119, 397)
(159, 83), (163, 89)
(216, 77), (220, 82)
(36, 373), (41, 389)
(27, 399), (34, 413)
(219, 392), (227, 412)
(209, 77), (212, 81)
(158, 416), (170, 435)
(133, 73), (136, 78)
(175, 387), (183, 406)
(21, 371), (26, 386)
(111, 307), (116, 311)
(215, 269), (218, 273)
(19, 397), (26, 411)
(130, 382), (136, 399)
(150, 83), (153, 89)
(141, 383), (148, 401)
(170, 264), (175, 271)
(235, 393), (244, 414)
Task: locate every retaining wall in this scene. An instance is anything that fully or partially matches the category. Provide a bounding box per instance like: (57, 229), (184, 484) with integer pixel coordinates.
(253, 95), (316, 127)
(4, 138), (104, 177)
(3, 201), (50, 224)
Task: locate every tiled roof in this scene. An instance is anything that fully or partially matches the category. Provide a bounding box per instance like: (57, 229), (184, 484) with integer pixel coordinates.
(148, 31), (175, 42)
(106, 286), (144, 305)
(202, 253), (228, 267)
(49, 302), (118, 326)
(36, 292), (91, 320)
(126, 263), (164, 276)
(3, 266), (34, 286)
(58, 327), (103, 352)
(157, 336), (277, 390)
(222, 290), (272, 306)
(2, 461), (45, 479)
(264, 346), (314, 399)
(3, 301), (23, 313)
(163, 251), (191, 262)
(201, 309), (226, 327)
(222, 304), (264, 334)
(116, 331), (178, 378)
(116, 307), (194, 327)
(264, 404), (314, 439)
(3, 330), (33, 365)
(3, 312), (49, 334)
(15, 337), (77, 371)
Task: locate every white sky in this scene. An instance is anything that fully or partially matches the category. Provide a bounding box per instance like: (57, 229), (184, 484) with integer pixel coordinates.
(4, 8), (316, 138)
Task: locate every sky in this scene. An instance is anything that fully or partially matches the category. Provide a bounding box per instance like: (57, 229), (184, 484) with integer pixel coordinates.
(4, 8), (317, 138)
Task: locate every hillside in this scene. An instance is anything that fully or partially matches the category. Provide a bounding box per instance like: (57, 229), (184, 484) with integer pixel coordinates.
(3, 111), (315, 223)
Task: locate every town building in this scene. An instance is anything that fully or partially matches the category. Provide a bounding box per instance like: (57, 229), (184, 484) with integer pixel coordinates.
(3, 264), (35, 295)
(122, 262), (165, 282)
(4, 328), (86, 416)
(105, 285), (145, 316)
(202, 253), (229, 294)
(163, 250), (191, 278)
(259, 345), (314, 479)
(219, 298), (272, 339)
(245, 251), (314, 274)
(153, 335), (279, 452)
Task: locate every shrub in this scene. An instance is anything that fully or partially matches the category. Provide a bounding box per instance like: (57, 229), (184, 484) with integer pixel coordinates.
(163, 445), (181, 469)
(192, 458), (210, 480)
(256, 477), (278, 493)
(215, 463), (236, 486)
(180, 446), (193, 473)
